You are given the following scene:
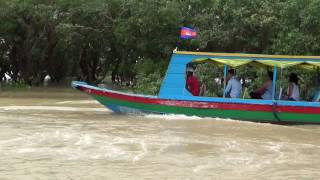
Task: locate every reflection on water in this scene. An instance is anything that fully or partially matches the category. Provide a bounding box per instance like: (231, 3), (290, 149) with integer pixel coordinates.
(0, 90), (320, 179)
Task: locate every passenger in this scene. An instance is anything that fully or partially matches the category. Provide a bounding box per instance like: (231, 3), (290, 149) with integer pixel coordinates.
(286, 73), (300, 101)
(224, 69), (242, 98)
(186, 67), (200, 96)
(250, 71), (273, 100)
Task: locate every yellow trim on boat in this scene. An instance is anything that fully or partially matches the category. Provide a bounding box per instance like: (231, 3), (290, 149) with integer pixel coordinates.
(174, 51), (320, 59)
(193, 58), (320, 68)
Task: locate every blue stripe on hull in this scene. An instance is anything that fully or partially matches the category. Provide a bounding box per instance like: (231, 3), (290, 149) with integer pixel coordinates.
(104, 103), (162, 115)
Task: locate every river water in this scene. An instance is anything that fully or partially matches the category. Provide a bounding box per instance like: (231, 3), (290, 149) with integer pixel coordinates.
(0, 89), (320, 179)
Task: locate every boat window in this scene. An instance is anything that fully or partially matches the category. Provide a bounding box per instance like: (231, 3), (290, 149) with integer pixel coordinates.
(186, 62), (227, 97)
(277, 66), (320, 101)
(190, 57), (320, 102)
(188, 60), (273, 99)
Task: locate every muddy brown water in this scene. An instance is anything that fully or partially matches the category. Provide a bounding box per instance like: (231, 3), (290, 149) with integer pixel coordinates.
(0, 88), (320, 179)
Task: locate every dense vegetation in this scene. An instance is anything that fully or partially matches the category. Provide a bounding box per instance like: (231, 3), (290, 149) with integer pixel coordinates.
(0, 0), (320, 96)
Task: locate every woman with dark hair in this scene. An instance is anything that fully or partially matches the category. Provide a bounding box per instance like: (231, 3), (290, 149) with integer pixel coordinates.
(250, 71), (274, 100)
(286, 73), (300, 101)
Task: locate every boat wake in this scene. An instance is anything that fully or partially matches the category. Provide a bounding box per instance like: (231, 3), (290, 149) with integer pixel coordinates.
(143, 113), (279, 126)
(144, 114), (204, 120)
(143, 114), (237, 122)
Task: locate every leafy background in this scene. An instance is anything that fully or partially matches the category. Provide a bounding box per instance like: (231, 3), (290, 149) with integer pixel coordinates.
(0, 0), (320, 99)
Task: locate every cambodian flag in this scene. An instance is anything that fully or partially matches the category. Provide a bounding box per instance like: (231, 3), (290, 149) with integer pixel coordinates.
(180, 27), (197, 39)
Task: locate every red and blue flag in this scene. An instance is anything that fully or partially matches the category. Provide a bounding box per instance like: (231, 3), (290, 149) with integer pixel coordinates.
(180, 27), (197, 39)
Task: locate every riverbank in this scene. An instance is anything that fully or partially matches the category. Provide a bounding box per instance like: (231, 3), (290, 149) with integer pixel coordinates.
(0, 86), (86, 98)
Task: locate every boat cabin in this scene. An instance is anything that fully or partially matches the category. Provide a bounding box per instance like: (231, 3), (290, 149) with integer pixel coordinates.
(159, 51), (320, 107)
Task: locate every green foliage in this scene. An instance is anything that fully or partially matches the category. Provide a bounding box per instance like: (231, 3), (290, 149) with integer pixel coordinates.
(2, 80), (29, 90)
(0, 0), (320, 96)
(134, 72), (164, 95)
(195, 63), (224, 97)
(133, 59), (167, 95)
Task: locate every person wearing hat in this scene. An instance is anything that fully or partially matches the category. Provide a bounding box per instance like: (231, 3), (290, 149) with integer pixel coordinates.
(224, 69), (242, 98)
(186, 67), (200, 96)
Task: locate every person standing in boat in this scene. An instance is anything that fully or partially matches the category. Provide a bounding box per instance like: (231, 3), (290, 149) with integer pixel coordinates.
(224, 69), (242, 98)
(250, 71), (273, 100)
(285, 73), (300, 101)
(186, 67), (200, 96)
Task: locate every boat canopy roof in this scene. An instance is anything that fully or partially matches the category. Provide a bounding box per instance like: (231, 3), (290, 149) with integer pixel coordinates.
(175, 51), (320, 69)
(193, 58), (320, 69)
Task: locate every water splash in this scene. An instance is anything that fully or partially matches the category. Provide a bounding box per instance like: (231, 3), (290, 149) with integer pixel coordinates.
(144, 114), (204, 120)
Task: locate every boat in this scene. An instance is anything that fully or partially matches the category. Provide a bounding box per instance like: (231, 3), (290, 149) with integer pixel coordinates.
(72, 51), (320, 123)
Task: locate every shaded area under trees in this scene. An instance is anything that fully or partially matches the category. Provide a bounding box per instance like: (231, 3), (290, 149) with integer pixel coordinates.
(0, 0), (320, 94)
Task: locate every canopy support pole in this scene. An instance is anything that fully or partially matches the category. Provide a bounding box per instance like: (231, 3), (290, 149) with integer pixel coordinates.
(317, 67), (320, 87)
(223, 65), (228, 98)
(272, 66), (277, 100)
(278, 68), (283, 100)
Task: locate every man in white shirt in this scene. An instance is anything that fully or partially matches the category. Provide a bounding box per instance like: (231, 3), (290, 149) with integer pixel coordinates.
(224, 69), (242, 98)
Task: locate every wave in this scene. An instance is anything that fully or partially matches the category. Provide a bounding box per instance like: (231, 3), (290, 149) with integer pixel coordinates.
(55, 100), (99, 105)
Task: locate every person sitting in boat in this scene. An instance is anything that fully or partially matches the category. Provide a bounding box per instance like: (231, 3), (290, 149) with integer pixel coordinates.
(186, 67), (200, 96)
(224, 69), (242, 98)
(284, 73), (300, 101)
(250, 71), (273, 100)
